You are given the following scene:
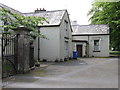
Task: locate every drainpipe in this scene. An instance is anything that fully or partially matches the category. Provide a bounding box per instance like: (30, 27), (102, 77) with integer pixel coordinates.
(88, 35), (89, 57)
(38, 27), (40, 62)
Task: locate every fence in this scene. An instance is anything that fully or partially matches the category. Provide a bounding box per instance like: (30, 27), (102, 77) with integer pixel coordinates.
(2, 32), (35, 78)
(2, 33), (17, 78)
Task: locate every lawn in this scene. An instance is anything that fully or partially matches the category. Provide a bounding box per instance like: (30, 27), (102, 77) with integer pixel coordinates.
(109, 51), (120, 55)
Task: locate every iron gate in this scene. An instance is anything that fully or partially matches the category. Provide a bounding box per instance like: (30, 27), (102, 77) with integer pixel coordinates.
(29, 45), (34, 68)
(2, 33), (18, 78)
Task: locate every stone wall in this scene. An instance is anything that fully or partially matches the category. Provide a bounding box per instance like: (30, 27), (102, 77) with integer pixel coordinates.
(14, 27), (31, 73)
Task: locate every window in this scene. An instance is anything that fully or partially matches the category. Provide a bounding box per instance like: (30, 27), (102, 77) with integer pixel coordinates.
(94, 40), (100, 51)
(64, 20), (68, 37)
(65, 20), (68, 31)
(64, 41), (69, 57)
(64, 41), (68, 50)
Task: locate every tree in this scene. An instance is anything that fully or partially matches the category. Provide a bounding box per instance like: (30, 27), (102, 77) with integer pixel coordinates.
(0, 7), (48, 39)
(88, 0), (120, 50)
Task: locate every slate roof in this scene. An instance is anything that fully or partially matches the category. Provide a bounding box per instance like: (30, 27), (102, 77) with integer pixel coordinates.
(24, 10), (66, 26)
(0, 3), (23, 16)
(0, 3), (66, 26)
(72, 24), (109, 35)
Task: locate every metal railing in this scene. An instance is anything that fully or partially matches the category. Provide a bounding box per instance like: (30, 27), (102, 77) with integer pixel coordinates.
(2, 33), (17, 78)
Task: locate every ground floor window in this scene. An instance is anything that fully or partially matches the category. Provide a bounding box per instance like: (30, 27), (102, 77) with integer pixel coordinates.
(94, 40), (100, 51)
(64, 41), (69, 57)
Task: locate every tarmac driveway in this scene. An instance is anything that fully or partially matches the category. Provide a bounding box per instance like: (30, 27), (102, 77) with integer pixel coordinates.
(3, 58), (118, 88)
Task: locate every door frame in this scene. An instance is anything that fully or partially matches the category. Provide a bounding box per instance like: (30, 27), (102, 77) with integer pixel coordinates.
(76, 45), (82, 57)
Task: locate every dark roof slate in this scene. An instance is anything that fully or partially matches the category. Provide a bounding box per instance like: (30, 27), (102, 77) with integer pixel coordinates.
(24, 10), (66, 26)
(72, 24), (109, 35)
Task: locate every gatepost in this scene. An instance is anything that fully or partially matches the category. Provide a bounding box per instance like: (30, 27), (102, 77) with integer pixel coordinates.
(14, 27), (31, 73)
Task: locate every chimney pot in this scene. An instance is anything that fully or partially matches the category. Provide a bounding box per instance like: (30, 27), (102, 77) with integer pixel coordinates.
(35, 8), (46, 13)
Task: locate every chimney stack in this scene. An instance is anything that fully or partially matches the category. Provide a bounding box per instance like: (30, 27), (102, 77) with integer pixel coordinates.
(35, 8), (46, 13)
(71, 20), (78, 25)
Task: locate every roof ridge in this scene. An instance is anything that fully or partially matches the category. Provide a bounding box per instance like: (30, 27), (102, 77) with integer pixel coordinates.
(23, 9), (67, 14)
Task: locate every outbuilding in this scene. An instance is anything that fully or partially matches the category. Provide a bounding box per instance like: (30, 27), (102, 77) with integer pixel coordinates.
(72, 21), (109, 57)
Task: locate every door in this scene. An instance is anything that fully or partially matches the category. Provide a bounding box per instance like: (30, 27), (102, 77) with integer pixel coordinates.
(77, 45), (82, 57)
(64, 41), (69, 58)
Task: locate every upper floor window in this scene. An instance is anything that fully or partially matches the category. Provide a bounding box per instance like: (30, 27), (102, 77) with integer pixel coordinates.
(94, 40), (100, 51)
(64, 20), (68, 37)
(65, 20), (68, 31)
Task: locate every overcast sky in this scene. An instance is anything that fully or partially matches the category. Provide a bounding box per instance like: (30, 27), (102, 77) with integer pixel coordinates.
(0, 0), (93, 25)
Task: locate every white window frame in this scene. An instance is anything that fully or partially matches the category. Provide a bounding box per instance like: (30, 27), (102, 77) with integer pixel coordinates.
(64, 41), (69, 57)
(94, 39), (100, 51)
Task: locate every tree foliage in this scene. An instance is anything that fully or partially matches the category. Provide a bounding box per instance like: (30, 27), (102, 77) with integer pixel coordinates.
(0, 7), (48, 39)
(88, 0), (120, 50)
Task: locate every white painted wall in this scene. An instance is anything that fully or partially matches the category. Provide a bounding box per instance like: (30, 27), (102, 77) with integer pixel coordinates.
(89, 35), (109, 57)
(73, 36), (88, 41)
(59, 11), (72, 60)
(34, 26), (60, 61)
